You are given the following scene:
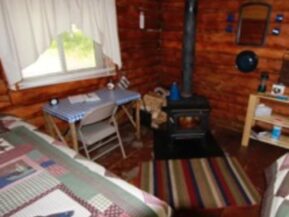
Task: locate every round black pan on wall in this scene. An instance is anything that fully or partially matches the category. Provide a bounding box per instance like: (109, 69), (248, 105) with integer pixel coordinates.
(235, 50), (258, 73)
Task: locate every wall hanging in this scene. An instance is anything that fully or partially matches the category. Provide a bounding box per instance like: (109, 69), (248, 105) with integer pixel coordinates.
(272, 13), (284, 36)
(225, 12), (235, 33)
(236, 2), (271, 46)
(235, 50), (258, 73)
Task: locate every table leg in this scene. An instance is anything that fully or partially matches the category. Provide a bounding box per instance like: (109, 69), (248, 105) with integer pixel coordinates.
(135, 100), (141, 140)
(45, 113), (67, 146)
(43, 112), (56, 138)
(241, 94), (259, 147)
(69, 123), (79, 152)
(121, 100), (141, 140)
(121, 105), (136, 128)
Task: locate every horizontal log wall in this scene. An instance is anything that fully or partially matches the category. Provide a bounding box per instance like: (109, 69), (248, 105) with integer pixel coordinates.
(160, 0), (289, 131)
(2, 0), (289, 133)
(0, 0), (161, 129)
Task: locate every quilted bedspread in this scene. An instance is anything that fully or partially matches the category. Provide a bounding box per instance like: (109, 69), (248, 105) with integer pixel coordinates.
(0, 116), (171, 217)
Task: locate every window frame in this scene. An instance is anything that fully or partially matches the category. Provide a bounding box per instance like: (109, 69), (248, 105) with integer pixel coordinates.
(18, 28), (115, 90)
(18, 67), (115, 89)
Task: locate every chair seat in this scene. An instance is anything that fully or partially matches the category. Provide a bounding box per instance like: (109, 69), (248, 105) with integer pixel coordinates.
(80, 121), (116, 145)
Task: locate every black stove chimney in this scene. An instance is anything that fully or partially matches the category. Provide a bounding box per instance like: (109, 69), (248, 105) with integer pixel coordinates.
(181, 0), (197, 98)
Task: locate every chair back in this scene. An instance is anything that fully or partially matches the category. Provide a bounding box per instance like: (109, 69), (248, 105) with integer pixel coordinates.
(79, 101), (117, 127)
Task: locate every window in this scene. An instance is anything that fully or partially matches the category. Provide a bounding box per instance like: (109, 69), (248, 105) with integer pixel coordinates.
(20, 25), (114, 89)
(0, 0), (121, 90)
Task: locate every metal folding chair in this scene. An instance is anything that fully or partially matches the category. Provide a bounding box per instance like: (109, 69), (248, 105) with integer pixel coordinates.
(77, 101), (126, 160)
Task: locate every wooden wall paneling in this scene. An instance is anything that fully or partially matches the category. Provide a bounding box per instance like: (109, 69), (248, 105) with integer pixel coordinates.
(160, 68), (181, 86)
(125, 66), (161, 93)
(0, 80), (9, 95)
(198, 0), (242, 10)
(117, 0), (161, 96)
(0, 95), (11, 109)
(119, 30), (160, 42)
(2, 0), (289, 132)
(121, 41), (159, 51)
(0, 62), (11, 110)
(117, 0), (160, 8)
(160, 4), (183, 87)
(161, 55), (181, 68)
(3, 102), (44, 120)
(273, 1), (289, 11)
(9, 78), (108, 106)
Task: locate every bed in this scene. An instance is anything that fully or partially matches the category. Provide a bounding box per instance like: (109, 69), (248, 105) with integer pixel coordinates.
(0, 115), (171, 217)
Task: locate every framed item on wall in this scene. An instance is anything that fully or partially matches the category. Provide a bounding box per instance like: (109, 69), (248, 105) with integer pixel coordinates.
(237, 2), (271, 46)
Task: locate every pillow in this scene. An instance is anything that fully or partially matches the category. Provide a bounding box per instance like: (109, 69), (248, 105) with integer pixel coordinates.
(0, 115), (37, 131)
(276, 173), (289, 197)
(261, 153), (289, 217)
(275, 200), (289, 217)
(280, 155), (289, 170)
(0, 121), (9, 133)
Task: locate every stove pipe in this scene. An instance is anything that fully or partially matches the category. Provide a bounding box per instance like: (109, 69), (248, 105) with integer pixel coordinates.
(181, 0), (197, 98)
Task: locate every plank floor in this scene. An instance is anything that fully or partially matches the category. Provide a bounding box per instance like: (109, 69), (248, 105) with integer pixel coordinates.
(94, 124), (287, 217)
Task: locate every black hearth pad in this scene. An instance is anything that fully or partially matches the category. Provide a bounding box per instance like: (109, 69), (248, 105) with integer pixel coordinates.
(153, 129), (224, 160)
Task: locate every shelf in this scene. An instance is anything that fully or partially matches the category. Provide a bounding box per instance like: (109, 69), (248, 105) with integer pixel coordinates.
(242, 93), (289, 148)
(250, 133), (289, 149)
(257, 93), (289, 104)
(254, 114), (289, 128)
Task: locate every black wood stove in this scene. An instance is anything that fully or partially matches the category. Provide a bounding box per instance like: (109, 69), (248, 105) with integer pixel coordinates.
(165, 96), (210, 140)
(163, 0), (211, 141)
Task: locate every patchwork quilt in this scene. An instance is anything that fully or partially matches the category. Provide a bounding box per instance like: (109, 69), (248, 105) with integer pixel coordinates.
(0, 116), (171, 217)
(262, 152), (289, 217)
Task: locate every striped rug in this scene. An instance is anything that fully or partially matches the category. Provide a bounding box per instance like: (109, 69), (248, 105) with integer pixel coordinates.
(136, 157), (261, 209)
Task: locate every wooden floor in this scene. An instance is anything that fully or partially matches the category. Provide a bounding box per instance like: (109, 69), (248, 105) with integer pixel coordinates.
(96, 124), (287, 217)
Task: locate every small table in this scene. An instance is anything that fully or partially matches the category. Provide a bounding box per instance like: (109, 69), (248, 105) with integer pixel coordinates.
(43, 88), (141, 152)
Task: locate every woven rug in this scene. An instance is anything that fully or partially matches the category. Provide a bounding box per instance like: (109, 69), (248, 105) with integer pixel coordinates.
(135, 157), (261, 209)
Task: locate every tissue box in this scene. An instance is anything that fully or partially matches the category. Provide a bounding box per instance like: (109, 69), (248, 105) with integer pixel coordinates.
(255, 104), (272, 116)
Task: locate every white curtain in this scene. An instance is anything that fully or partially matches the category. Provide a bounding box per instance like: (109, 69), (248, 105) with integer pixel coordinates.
(0, 0), (122, 89)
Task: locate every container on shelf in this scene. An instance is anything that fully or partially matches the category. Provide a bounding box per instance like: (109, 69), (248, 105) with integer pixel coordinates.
(255, 103), (272, 116)
(271, 125), (282, 140)
(257, 72), (269, 93)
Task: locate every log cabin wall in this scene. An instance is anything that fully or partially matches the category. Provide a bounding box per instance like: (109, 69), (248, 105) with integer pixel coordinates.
(2, 0), (289, 133)
(0, 0), (161, 129)
(160, 0), (289, 132)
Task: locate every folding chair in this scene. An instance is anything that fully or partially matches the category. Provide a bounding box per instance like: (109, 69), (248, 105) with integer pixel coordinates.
(77, 101), (126, 160)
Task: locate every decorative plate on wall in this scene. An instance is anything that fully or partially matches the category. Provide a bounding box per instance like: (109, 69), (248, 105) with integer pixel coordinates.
(235, 50), (258, 73)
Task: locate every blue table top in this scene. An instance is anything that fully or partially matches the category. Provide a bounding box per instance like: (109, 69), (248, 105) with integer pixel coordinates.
(43, 88), (141, 123)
